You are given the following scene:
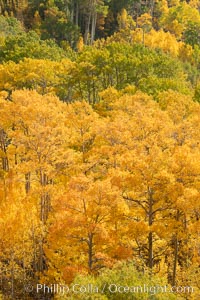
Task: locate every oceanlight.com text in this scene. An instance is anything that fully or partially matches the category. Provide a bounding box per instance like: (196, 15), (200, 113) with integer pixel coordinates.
(24, 283), (194, 295)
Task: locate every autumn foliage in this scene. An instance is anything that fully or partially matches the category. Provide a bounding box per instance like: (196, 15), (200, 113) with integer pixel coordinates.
(0, 1), (200, 300)
(0, 87), (199, 299)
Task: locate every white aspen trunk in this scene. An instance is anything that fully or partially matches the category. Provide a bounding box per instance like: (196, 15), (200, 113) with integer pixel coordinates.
(91, 11), (97, 44)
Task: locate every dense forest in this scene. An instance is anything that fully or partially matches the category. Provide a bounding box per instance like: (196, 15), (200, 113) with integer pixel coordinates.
(0, 0), (200, 299)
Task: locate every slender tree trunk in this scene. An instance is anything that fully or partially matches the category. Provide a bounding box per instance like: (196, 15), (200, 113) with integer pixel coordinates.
(11, 251), (14, 300)
(75, 1), (79, 26)
(149, 0), (155, 17)
(172, 210), (180, 286)
(92, 77), (96, 104)
(31, 223), (43, 289)
(84, 7), (92, 44)
(91, 11), (97, 44)
(172, 235), (178, 286)
(88, 233), (94, 272)
(25, 172), (31, 193)
(115, 67), (119, 87)
(38, 173), (50, 276)
(0, 129), (9, 171)
(148, 232), (153, 269)
(142, 29), (145, 45)
(70, 0), (74, 23)
(148, 187), (153, 270)
(40, 172), (50, 224)
(38, 239), (46, 273)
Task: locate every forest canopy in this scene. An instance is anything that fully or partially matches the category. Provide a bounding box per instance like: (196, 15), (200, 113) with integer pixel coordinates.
(0, 1), (200, 299)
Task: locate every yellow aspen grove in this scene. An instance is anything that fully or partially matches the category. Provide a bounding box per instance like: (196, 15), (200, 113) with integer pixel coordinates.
(0, 1), (200, 298)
